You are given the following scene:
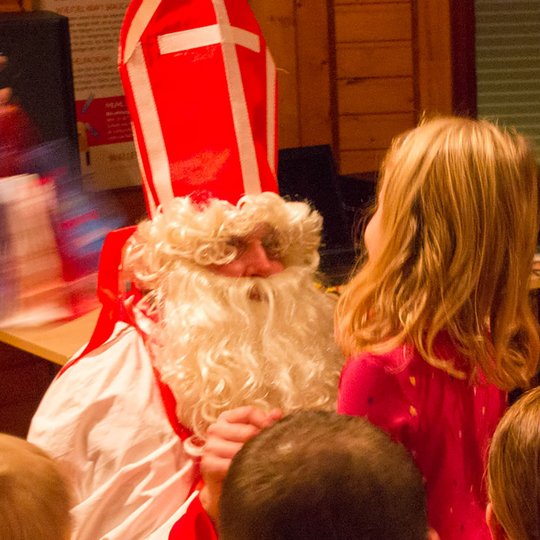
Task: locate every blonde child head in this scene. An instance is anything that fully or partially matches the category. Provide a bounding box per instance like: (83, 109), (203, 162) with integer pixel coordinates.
(336, 116), (539, 389)
(487, 387), (540, 540)
(0, 433), (71, 540)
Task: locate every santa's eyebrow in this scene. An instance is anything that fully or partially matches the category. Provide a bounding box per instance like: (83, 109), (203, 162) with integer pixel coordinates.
(226, 235), (247, 245)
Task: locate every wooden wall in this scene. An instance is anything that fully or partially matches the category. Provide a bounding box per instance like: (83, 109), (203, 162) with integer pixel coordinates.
(333, 0), (453, 175)
(0, 1), (32, 12)
(254, 0), (455, 176)
(334, 0), (415, 174)
(250, 0), (334, 150)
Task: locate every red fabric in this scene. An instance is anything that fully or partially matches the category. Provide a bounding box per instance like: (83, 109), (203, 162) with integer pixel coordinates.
(337, 334), (506, 540)
(169, 493), (218, 540)
(60, 226), (136, 375)
(119, 0), (278, 213)
(0, 103), (41, 177)
(153, 366), (193, 442)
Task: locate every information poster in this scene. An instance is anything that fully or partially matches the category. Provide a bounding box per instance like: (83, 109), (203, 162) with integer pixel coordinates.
(35, 0), (141, 190)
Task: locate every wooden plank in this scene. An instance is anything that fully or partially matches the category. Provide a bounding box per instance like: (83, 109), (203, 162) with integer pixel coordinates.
(340, 149), (387, 174)
(250, 0), (300, 148)
(0, 0), (31, 12)
(414, 0), (453, 114)
(339, 112), (415, 150)
(338, 77), (414, 114)
(335, 4), (412, 43)
(336, 41), (413, 79)
(334, 0), (409, 4)
(296, 0), (334, 147)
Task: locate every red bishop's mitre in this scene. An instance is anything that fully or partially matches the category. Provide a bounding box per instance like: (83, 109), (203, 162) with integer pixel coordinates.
(119, 0), (279, 216)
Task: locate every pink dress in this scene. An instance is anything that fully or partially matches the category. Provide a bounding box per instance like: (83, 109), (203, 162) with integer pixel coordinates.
(337, 334), (506, 540)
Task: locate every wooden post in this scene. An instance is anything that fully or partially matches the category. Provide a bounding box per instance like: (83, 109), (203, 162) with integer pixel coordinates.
(413, 0), (453, 115)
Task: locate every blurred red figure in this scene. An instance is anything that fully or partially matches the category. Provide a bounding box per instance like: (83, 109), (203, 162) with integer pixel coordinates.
(0, 52), (39, 177)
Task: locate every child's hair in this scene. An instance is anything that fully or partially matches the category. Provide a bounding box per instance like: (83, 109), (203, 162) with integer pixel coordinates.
(335, 116), (539, 389)
(0, 433), (71, 540)
(218, 410), (429, 540)
(487, 387), (540, 540)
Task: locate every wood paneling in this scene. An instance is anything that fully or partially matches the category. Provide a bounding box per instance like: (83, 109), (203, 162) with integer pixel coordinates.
(332, 0), (455, 174)
(340, 149), (388, 175)
(339, 113), (415, 150)
(0, 0), (31, 12)
(336, 41), (413, 79)
(415, 0), (453, 115)
(334, 4), (411, 43)
(334, 0), (409, 3)
(250, 1), (299, 148)
(338, 77), (414, 114)
(332, 0), (416, 173)
(251, 0), (333, 149)
(296, 0), (333, 146)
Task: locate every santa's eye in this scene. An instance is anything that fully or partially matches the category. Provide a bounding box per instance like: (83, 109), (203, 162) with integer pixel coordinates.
(226, 237), (248, 257)
(225, 227), (283, 261)
(261, 229), (282, 259)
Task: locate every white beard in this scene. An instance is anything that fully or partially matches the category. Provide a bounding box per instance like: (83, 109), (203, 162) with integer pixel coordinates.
(144, 264), (344, 439)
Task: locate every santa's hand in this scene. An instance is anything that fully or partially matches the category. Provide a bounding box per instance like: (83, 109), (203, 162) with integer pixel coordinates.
(199, 406), (282, 522)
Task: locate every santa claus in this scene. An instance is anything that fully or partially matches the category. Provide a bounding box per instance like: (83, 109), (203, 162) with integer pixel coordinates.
(28, 0), (343, 538)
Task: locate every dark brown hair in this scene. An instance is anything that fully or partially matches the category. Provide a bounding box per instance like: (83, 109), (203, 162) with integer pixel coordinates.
(219, 410), (428, 540)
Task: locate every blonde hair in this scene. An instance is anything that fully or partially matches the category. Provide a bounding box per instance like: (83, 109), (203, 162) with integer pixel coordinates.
(487, 387), (540, 540)
(336, 116), (539, 389)
(0, 433), (71, 540)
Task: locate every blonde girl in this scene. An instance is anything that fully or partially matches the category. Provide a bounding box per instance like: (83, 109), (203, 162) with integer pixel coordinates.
(336, 116), (539, 540)
(486, 387), (540, 540)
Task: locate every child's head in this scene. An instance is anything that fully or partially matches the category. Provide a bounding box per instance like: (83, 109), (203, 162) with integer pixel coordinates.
(218, 410), (435, 540)
(487, 387), (540, 540)
(0, 433), (71, 540)
(336, 116), (539, 389)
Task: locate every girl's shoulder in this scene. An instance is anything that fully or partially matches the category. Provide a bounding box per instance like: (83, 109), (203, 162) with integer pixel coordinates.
(346, 343), (415, 376)
(345, 333), (469, 380)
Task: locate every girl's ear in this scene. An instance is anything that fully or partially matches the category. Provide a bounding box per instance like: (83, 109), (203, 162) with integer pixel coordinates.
(486, 502), (507, 540)
(426, 526), (440, 540)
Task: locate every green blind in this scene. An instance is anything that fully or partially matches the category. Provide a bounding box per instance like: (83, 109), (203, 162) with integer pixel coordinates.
(475, 0), (540, 154)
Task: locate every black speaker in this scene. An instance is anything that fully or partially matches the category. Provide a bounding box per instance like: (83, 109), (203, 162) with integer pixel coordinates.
(0, 11), (78, 157)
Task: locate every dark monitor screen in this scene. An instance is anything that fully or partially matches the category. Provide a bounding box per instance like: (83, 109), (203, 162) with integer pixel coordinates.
(277, 145), (357, 283)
